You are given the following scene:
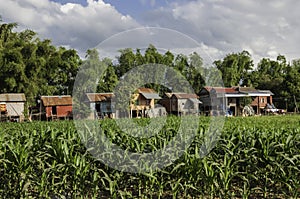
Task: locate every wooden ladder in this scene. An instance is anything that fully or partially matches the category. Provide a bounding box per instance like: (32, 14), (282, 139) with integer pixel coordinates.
(51, 115), (58, 121)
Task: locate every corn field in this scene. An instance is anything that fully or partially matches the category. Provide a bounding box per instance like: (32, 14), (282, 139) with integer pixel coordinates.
(0, 115), (300, 198)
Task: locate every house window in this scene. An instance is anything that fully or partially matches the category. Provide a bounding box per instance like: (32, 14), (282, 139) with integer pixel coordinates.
(260, 98), (265, 103)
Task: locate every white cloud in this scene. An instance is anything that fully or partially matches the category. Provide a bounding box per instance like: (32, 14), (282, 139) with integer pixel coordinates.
(1, 0), (300, 65)
(141, 0), (300, 64)
(0, 0), (139, 57)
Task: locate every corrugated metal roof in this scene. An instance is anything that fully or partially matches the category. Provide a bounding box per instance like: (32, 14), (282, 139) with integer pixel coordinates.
(258, 90), (274, 95)
(41, 95), (72, 106)
(0, 93), (26, 102)
(234, 86), (257, 93)
(188, 98), (202, 104)
(137, 88), (161, 99)
(86, 93), (114, 102)
(202, 86), (274, 96)
(141, 93), (161, 99)
(235, 87), (274, 96)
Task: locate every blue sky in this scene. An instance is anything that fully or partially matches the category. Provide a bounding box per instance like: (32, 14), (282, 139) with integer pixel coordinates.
(102, 0), (169, 17)
(50, 0), (170, 19)
(1, 0), (300, 64)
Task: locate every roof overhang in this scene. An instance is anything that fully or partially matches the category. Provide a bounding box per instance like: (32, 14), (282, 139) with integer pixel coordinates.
(225, 94), (249, 97)
(247, 93), (272, 97)
(188, 98), (202, 104)
(225, 93), (272, 97)
(141, 93), (161, 100)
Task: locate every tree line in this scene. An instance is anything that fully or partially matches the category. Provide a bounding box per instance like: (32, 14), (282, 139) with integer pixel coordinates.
(1, 21), (299, 110)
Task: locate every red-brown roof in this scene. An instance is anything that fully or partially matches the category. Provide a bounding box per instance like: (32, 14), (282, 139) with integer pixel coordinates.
(138, 88), (156, 93)
(204, 86), (238, 94)
(166, 93), (199, 99)
(213, 87), (237, 94)
(41, 95), (72, 106)
(86, 93), (114, 102)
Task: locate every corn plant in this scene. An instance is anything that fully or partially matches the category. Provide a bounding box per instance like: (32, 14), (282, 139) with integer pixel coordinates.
(0, 115), (299, 198)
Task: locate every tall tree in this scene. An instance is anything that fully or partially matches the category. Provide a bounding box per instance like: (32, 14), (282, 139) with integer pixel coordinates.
(116, 48), (136, 78)
(250, 55), (287, 97)
(144, 44), (163, 64)
(214, 50), (253, 87)
(283, 59), (300, 110)
(0, 21), (81, 105)
(188, 52), (205, 94)
(97, 58), (118, 92)
(162, 50), (174, 66)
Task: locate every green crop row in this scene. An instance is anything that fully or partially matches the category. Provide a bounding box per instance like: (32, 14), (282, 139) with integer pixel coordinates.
(0, 115), (299, 198)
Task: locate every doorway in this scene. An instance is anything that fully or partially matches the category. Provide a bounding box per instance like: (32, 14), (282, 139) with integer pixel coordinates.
(52, 106), (57, 115)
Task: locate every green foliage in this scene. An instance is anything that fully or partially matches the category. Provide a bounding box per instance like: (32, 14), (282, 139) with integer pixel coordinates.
(112, 44), (207, 96)
(214, 50), (253, 87)
(0, 22), (81, 105)
(285, 60), (300, 100)
(97, 58), (118, 93)
(250, 55), (288, 97)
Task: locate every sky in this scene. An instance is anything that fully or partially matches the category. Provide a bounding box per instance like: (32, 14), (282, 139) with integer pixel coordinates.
(1, 0), (300, 65)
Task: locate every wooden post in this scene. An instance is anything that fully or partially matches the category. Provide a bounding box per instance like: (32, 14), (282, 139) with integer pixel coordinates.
(294, 95), (299, 113)
(169, 97), (171, 114)
(257, 96), (260, 114)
